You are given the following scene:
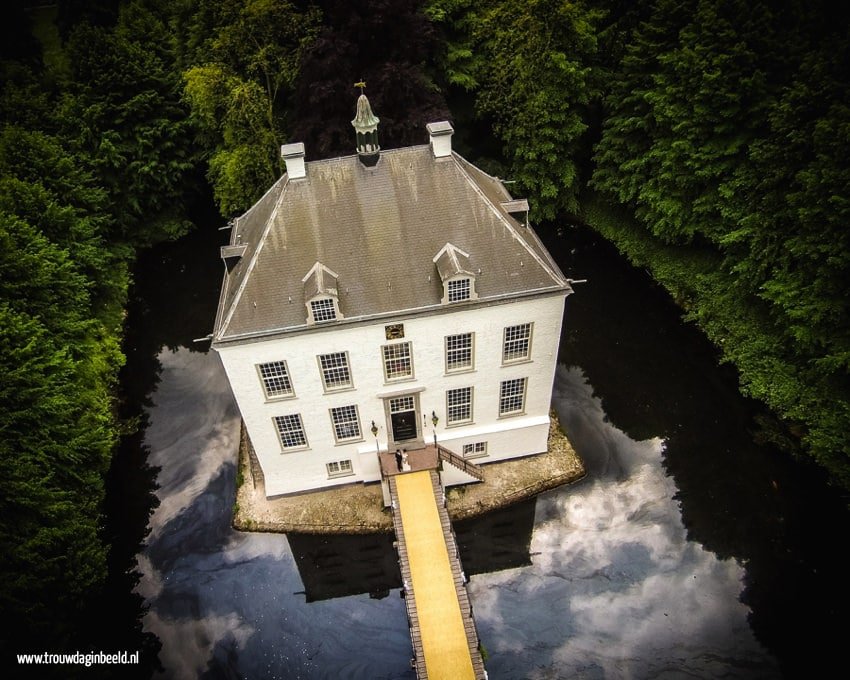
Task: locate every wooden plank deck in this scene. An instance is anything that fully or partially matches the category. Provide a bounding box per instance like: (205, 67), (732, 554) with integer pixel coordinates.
(390, 470), (486, 679)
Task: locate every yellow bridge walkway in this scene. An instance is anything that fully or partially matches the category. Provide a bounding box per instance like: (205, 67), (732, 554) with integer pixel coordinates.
(390, 469), (487, 679)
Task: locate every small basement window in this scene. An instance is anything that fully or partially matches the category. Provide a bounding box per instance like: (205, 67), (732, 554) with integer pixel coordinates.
(326, 459), (354, 478)
(462, 441), (488, 459)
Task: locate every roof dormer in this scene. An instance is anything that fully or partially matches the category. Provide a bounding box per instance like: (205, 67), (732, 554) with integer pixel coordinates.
(433, 243), (478, 304)
(220, 243), (247, 273)
(302, 262), (343, 324)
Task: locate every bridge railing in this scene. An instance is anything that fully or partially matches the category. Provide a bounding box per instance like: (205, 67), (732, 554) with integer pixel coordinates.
(436, 444), (485, 482)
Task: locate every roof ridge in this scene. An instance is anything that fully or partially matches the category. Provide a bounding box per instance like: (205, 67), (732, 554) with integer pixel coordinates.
(216, 176), (291, 339)
(450, 154), (567, 287)
(304, 144), (431, 168)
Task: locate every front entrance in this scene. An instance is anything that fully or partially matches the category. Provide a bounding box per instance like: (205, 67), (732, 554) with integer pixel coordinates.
(387, 395), (420, 445)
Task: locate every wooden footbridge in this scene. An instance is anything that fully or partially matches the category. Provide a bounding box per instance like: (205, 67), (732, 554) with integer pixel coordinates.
(380, 444), (487, 679)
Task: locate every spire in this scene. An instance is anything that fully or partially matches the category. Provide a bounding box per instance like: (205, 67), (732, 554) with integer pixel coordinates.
(351, 83), (380, 167)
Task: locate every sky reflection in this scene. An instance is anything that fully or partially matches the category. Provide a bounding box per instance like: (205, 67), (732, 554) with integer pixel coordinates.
(137, 348), (413, 679)
(467, 365), (779, 679)
(136, 349), (779, 679)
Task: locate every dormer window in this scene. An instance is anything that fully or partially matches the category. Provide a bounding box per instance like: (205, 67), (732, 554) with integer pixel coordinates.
(302, 262), (343, 325)
(310, 297), (337, 322)
(447, 277), (471, 302)
(433, 243), (478, 305)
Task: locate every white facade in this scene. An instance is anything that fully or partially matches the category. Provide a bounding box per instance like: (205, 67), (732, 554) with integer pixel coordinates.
(213, 107), (571, 498)
(218, 294), (566, 498)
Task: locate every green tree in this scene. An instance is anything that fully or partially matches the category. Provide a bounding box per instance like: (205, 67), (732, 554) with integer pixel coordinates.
(0, 1), (194, 666)
(427, 0), (602, 220)
(477, 0), (601, 219)
(183, 63), (283, 215)
(592, 0), (696, 236)
(181, 0), (320, 215)
(0, 126), (122, 314)
(719, 26), (850, 482)
(586, 0), (850, 488)
(60, 1), (198, 245)
(0, 301), (115, 657)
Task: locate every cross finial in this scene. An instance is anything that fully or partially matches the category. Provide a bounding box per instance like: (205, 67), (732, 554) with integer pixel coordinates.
(354, 80), (366, 94)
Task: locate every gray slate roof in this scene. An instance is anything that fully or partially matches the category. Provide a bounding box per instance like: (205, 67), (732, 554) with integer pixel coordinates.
(212, 145), (570, 343)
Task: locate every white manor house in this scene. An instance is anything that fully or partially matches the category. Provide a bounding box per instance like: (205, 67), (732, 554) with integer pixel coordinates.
(211, 95), (572, 498)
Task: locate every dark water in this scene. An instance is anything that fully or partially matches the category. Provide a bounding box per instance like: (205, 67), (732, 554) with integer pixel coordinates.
(114, 223), (850, 679)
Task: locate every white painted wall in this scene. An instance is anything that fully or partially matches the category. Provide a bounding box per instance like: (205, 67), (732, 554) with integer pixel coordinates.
(215, 294), (566, 497)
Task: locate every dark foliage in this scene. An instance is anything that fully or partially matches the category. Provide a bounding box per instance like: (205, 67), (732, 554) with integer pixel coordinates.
(0, 1), (196, 672)
(290, 0), (450, 160)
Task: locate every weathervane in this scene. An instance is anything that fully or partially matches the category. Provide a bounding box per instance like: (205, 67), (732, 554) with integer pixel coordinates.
(354, 80), (366, 94)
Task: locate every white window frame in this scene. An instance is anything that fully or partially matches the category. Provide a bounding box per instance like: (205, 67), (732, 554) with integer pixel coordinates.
(446, 387), (473, 425)
(462, 441), (488, 459)
(273, 414), (308, 450)
(389, 395), (415, 413)
(326, 459), (354, 478)
(447, 277), (471, 302)
(382, 342), (414, 382)
(445, 332), (474, 373)
(308, 296), (338, 323)
(317, 352), (353, 391)
(257, 360), (294, 399)
(329, 405), (362, 443)
(502, 323), (533, 363)
(499, 377), (527, 416)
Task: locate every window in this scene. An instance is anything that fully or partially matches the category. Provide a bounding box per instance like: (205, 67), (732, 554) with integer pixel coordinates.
(318, 352), (352, 390)
(258, 360), (294, 398)
(273, 414), (308, 449)
(462, 442), (488, 459)
(389, 395), (415, 413)
(326, 459), (354, 478)
(330, 405), (361, 442)
(445, 333), (473, 372)
(382, 342), (413, 381)
(446, 387), (473, 425)
(499, 377), (527, 416)
(447, 278), (471, 302)
(503, 323), (533, 362)
(310, 297), (337, 322)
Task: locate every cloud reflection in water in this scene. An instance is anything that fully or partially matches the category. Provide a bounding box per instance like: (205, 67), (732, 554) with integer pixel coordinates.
(466, 365), (778, 679)
(137, 348), (414, 679)
(136, 350), (778, 679)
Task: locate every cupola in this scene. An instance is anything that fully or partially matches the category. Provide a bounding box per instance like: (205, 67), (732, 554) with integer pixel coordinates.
(351, 84), (380, 167)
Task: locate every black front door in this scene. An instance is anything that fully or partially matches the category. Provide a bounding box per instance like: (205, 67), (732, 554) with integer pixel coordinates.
(391, 409), (417, 441)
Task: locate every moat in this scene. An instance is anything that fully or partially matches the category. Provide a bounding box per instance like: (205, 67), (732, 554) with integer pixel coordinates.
(111, 221), (850, 679)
